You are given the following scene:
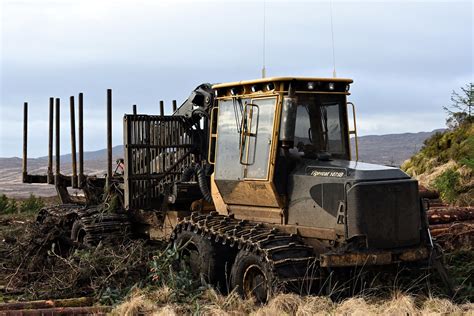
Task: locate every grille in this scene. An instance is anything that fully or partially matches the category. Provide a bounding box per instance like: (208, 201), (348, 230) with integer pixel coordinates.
(346, 179), (421, 249)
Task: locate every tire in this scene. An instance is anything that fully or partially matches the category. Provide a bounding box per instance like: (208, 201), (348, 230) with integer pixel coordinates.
(230, 250), (274, 303)
(173, 230), (220, 287)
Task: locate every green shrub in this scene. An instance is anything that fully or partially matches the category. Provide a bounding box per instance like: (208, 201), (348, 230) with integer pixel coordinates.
(0, 194), (18, 214)
(433, 168), (461, 204)
(460, 157), (474, 170)
(402, 122), (473, 177)
(149, 243), (204, 303)
(19, 194), (44, 213)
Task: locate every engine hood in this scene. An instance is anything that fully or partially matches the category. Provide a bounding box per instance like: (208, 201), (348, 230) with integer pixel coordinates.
(295, 159), (410, 182)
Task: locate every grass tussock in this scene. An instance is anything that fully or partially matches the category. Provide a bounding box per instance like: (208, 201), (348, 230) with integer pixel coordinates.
(111, 288), (474, 315)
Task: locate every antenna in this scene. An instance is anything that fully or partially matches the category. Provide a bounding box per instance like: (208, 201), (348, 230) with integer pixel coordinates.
(329, 0), (337, 78)
(262, 0), (266, 78)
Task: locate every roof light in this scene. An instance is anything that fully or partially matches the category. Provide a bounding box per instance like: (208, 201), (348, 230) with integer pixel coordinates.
(307, 82), (315, 90)
(230, 87), (239, 95)
(251, 85), (259, 93)
(345, 84), (350, 92)
(266, 82), (275, 91)
(328, 82), (335, 91)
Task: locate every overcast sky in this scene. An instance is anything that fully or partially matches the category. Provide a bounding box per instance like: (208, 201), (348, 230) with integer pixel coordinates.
(0, 0), (472, 157)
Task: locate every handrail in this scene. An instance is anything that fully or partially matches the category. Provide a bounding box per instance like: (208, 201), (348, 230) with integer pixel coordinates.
(239, 103), (259, 166)
(208, 107), (219, 164)
(347, 102), (359, 161)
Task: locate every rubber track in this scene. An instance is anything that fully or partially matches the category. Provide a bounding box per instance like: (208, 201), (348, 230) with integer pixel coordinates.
(78, 213), (131, 245)
(171, 212), (319, 287)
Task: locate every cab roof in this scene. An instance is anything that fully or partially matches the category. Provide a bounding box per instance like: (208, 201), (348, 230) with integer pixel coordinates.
(212, 76), (353, 89)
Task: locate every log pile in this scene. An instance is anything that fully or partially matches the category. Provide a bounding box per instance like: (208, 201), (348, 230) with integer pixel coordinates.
(424, 191), (474, 251)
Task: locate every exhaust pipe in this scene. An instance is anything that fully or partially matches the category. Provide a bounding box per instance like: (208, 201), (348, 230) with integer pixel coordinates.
(22, 102), (28, 183)
(160, 100), (164, 116)
(78, 93), (84, 188)
(133, 104), (137, 115)
(172, 99), (177, 112)
(69, 96), (78, 188)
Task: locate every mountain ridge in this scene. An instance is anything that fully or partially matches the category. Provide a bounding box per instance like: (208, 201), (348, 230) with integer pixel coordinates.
(2, 129), (444, 167)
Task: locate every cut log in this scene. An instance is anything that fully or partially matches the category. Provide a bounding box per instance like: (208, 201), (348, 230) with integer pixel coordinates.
(0, 297), (94, 311)
(427, 207), (474, 224)
(0, 306), (110, 316)
(419, 186), (439, 199)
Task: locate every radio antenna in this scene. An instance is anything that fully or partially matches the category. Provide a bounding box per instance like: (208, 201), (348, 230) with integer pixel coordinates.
(329, 0), (337, 78)
(262, 0), (266, 78)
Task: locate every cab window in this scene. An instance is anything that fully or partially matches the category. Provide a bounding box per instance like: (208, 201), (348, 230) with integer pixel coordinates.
(215, 97), (277, 180)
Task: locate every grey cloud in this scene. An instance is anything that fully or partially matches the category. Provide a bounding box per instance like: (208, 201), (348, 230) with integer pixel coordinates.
(1, 0), (472, 157)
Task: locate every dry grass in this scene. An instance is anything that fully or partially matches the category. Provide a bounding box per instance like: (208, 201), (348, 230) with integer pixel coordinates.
(417, 159), (458, 189)
(111, 288), (474, 316)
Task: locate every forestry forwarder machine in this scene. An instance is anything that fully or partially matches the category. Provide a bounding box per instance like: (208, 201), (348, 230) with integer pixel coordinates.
(22, 77), (452, 302)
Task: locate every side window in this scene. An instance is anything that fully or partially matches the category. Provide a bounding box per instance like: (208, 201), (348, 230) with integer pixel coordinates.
(214, 97), (277, 181)
(322, 103), (344, 154)
(214, 99), (243, 180)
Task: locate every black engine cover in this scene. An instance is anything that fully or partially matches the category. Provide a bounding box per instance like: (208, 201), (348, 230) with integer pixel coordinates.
(346, 179), (421, 249)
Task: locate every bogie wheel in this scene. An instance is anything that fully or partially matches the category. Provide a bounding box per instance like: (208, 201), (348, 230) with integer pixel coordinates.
(173, 230), (220, 287)
(230, 250), (274, 304)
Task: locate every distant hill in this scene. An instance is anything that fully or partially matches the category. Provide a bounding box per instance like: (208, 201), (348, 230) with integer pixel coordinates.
(1, 129), (443, 198)
(28, 130), (442, 167)
(353, 129), (445, 167)
(37, 145), (125, 163)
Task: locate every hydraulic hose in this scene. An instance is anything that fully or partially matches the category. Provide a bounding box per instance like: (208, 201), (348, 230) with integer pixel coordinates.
(182, 164), (212, 203)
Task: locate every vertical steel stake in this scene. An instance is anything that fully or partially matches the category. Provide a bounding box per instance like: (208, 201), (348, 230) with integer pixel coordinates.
(159, 100), (164, 116)
(70, 96), (78, 188)
(47, 98), (54, 184)
(55, 98), (61, 183)
(107, 89), (113, 186)
(22, 102), (28, 183)
(78, 93), (84, 188)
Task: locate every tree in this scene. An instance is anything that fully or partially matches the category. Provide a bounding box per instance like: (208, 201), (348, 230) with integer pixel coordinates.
(443, 83), (473, 129)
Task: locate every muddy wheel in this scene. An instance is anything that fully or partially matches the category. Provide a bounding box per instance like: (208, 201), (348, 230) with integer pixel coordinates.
(71, 220), (88, 244)
(173, 230), (219, 286)
(230, 250), (273, 303)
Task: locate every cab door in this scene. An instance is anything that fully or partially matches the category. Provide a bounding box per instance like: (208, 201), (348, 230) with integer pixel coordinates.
(213, 96), (282, 211)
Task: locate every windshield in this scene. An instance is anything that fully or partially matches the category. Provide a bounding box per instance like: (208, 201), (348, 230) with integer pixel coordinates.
(293, 94), (348, 159)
